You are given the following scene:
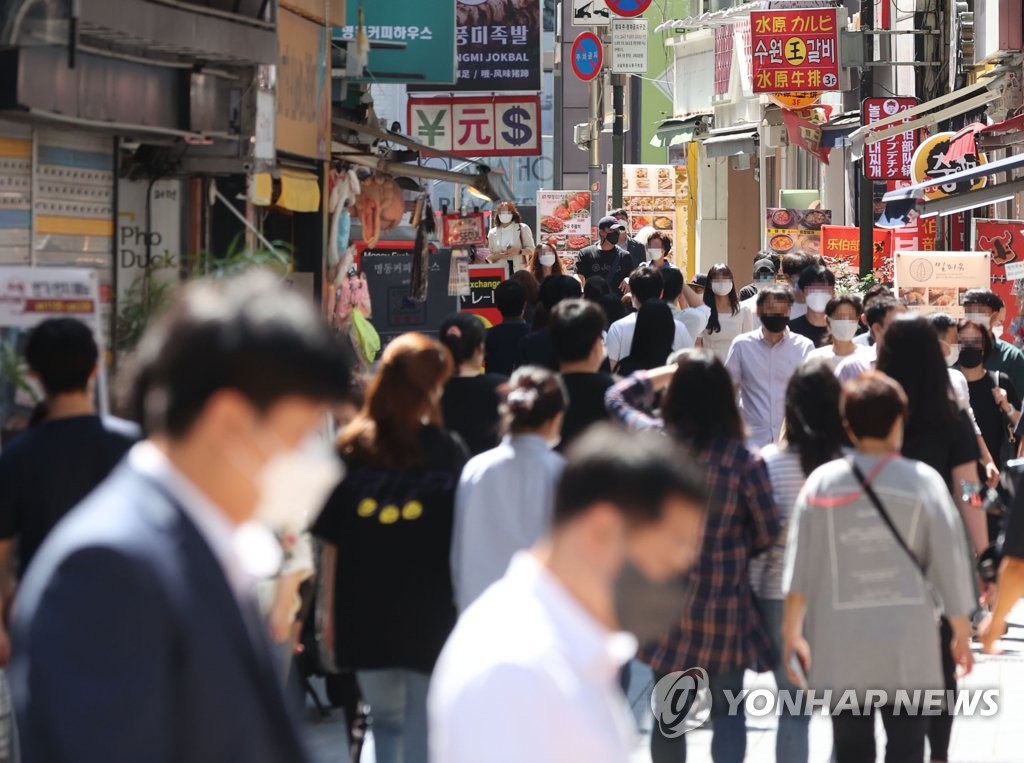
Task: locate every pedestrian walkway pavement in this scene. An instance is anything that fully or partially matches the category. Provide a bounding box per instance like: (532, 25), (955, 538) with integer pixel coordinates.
(302, 600), (1024, 762)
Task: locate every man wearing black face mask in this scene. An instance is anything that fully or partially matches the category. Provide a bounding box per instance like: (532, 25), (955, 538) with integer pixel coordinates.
(429, 425), (707, 763)
(577, 216), (634, 291)
(725, 285), (814, 447)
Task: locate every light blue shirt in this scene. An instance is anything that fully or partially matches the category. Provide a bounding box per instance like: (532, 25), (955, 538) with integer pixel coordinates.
(451, 434), (565, 612)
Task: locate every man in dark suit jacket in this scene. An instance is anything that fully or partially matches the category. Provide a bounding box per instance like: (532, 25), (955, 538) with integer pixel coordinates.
(10, 272), (350, 763)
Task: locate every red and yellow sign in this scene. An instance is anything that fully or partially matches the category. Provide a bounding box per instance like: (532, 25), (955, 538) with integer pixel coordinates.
(751, 9), (841, 93)
(458, 265), (507, 328)
(768, 92), (822, 110)
(821, 225), (893, 270)
(782, 105), (833, 164)
(910, 131), (987, 201)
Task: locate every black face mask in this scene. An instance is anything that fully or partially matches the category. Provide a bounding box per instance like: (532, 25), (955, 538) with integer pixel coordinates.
(605, 231), (621, 245)
(761, 314), (789, 333)
(959, 347), (985, 369)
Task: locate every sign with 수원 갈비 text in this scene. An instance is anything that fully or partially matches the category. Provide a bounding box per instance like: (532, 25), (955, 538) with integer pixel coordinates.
(407, 95), (541, 158)
(611, 18), (648, 74)
(751, 9), (841, 93)
(894, 252), (990, 318)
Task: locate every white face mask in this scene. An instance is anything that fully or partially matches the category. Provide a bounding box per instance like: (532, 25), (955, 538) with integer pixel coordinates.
(498, 212), (513, 224)
(805, 292), (832, 313)
(711, 280), (733, 296)
(964, 312), (990, 329)
(647, 247), (664, 261)
(945, 343), (961, 367)
(255, 438), (343, 531)
(828, 318), (859, 342)
(755, 275), (775, 290)
(539, 253), (557, 267)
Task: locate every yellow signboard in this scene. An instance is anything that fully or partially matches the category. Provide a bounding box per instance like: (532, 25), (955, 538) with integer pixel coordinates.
(910, 131), (987, 202)
(276, 9), (330, 159)
(767, 92), (821, 110)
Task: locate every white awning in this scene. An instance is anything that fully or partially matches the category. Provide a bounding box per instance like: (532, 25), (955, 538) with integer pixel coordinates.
(703, 126), (757, 158)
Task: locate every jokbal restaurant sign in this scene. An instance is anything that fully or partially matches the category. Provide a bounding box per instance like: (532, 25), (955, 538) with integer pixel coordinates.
(751, 8), (841, 93)
(410, 0), (541, 93)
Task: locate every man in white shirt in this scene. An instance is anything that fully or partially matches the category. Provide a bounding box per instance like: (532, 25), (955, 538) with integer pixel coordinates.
(835, 296), (904, 384)
(606, 267), (708, 368)
(429, 425), (708, 763)
(725, 285), (814, 447)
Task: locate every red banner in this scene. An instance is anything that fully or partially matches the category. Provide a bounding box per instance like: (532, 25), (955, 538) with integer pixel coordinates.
(820, 225), (893, 270)
(974, 219), (1024, 344)
(863, 97), (918, 180)
(782, 105), (833, 164)
(751, 9), (840, 93)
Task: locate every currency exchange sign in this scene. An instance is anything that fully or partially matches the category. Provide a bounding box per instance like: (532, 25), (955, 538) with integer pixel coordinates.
(407, 95), (541, 158)
(751, 9), (841, 93)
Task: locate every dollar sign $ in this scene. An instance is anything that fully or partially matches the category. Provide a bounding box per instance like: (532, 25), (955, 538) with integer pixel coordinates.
(501, 107), (532, 147)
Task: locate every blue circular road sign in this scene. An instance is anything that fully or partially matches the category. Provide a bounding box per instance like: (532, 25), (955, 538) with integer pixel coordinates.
(571, 32), (603, 82)
(606, 0), (652, 17)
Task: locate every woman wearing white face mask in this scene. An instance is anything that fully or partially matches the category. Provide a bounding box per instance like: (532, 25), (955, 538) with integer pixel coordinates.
(698, 263), (754, 361)
(805, 294), (873, 371)
(486, 201), (535, 276)
(528, 241), (564, 281)
(450, 366), (567, 612)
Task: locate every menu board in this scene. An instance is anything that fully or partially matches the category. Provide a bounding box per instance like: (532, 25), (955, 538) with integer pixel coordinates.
(765, 208), (833, 258)
(606, 165), (687, 265)
(537, 190), (592, 273)
(360, 246), (456, 345)
(893, 251), (990, 318)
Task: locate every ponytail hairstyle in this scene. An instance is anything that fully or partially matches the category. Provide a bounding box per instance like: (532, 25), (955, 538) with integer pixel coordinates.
(501, 366), (567, 434)
(439, 312), (486, 367)
(782, 358), (846, 475)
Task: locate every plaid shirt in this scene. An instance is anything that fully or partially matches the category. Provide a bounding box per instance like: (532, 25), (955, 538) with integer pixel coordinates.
(606, 372), (782, 675)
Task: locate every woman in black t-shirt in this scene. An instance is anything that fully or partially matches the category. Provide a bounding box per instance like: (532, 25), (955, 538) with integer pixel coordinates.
(313, 333), (468, 763)
(439, 313), (506, 456)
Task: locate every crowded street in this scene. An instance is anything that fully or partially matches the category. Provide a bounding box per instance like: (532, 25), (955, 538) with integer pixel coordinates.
(1, 1), (1024, 763)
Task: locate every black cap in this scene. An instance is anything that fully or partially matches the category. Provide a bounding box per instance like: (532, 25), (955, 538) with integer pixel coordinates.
(689, 274), (707, 288)
(754, 259), (777, 275)
(598, 215), (626, 230)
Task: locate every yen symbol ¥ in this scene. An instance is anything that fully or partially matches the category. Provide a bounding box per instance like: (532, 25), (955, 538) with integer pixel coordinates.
(416, 110), (447, 147)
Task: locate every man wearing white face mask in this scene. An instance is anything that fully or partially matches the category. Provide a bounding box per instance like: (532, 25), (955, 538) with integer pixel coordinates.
(788, 265), (835, 347)
(9, 272), (350, 763)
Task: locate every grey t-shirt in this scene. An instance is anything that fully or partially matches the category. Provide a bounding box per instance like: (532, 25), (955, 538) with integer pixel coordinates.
(783, 454), (974, 699)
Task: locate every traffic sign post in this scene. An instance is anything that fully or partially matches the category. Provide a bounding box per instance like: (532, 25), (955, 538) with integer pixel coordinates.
(611, 18), (648, 73)
(605, 0), (652, 17)
(571, 32), (604, 82)
(572, 0), (611, 26)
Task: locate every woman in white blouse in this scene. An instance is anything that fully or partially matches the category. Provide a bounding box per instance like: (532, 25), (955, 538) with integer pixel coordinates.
(487, 201), (535, 276)
(698, 263), (754, 360)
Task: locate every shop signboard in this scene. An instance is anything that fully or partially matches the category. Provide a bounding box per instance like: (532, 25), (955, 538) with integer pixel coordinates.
(973, 219), (1024, 344)
(910, 131), (988, 201)
(607, 165), (685, 265)
(751, 8), (841, 93)
(765, 208), (832, 257)
(407, 95), (541, 158)
(862, 97), (918, 181)
(820, 225), (893, 271)
(116, 179), (182, 310)
(409, 0), (541, 93)
(894, 252), (990, 318)
(537, 190), (592, 273)
(334, 1), (456, 86)
(278, 9), (330, 159)
(442, 213), (487, 247)
(459, 265), (507, 328)
(360, 246), (456, 344)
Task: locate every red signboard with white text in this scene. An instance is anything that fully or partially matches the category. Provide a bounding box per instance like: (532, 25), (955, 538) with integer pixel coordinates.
(974, 219), (1024, 344)
(751, 9), (841, 93)
(863, 97), (918, 180)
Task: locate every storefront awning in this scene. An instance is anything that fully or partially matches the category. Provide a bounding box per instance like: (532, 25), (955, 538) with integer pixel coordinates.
(821, 112), (861, 148)
(881, 152), (1024, 217)
(978, 114), (1024, 150)
(848, 73), (1005, 158)
(703, 126), (757, 158)
(650, 116), (710, 149)
(249, 169), (322, 213)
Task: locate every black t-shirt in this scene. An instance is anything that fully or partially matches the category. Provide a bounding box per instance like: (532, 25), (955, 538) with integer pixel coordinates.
(0, 415), (140, 576)
(312, 426), (468, 673)
(1004, 472), (1024, 558)
(738, 283), (758, 301)
(441, 373), (506, 456)
(624, 237), (646, 269)
(789, 315), (829, 347)
(967, 372), (1020, 468)
(576, 244), (632, 289)
(902, 409), (980, 489)
(484, 319), (529, 377)
(515, 328), (558, 371)
(559, 372), (617, 450)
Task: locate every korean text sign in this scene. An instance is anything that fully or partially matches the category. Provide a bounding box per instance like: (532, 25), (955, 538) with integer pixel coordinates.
(537, 191), (592, 272)
(863, 97), (918, 181)
(751, 9), (841, 93)
(407, 95), (541, 158)
(894, 252), (990, 318)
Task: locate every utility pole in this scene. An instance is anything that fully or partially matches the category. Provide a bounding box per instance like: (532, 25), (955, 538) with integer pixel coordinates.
(858, 1), (875, 278)
(588, 72), (603, 227)
(611, 73), (625, 210)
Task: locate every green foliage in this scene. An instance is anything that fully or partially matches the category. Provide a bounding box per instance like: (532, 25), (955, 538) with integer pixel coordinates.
(0, 341), (40, 404)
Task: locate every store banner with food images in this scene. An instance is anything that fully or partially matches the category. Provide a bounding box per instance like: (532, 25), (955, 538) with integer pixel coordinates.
(459, 265), (507, 328)
(820, 225), (893, 271)
(894, 252), (990, 318)
(766, 208), (832, 258)
(973, 219), (1024, 343)
(608, 164), (680, 251)
(537, 190), (592, 272)
(442, 213), (487, 247)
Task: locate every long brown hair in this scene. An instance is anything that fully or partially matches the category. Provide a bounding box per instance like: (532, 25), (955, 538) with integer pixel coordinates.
(529, 242), (564, 281)
(338, 333), (453, 468)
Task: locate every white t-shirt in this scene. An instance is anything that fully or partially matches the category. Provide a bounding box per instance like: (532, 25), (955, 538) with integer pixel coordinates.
(606, 310), (694, 363)
(487, 223), (536, 269)
(701, 303), (755, 361)
(805, 343), (875, 371)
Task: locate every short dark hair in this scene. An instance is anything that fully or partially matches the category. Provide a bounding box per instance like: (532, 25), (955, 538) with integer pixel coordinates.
(583, 275), (612, 300)
(754, 251), (781, 271)
(628, 267), (663, 303)
(962, 288), (1002, 312)
(24, 318), (98, 396)
(825, 294), (863, 317)
(539, 275), (583, 311)
(756, 284), (795, 309)
(862, 284), (893, 309)
(550, 299), (606, 363)
(865, 296), (900, 328)
(661, 349), (745, 449)
(502, 366), (567, 433)
(926, 312), (958, 336)
(554, 423), (707, 527)
(841, 371), (908, 440)
(782, 253), (811, 277)
(131, 271), (350, 438)
(440, 312), (486, 365)
(958, 318), (994, 358)
(797, 264), (836, 290)
(494, 279), (526, 319)
(661, 268), (684, 303)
